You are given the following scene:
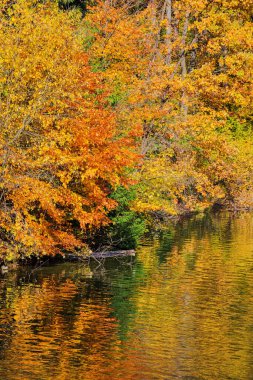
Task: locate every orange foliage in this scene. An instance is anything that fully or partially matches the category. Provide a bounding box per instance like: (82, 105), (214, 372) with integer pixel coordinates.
(84, 0), (253, 215)
(0, 0), (138, 260)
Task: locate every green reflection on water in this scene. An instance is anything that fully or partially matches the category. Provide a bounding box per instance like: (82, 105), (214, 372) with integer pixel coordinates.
(0, 211), (253, 380)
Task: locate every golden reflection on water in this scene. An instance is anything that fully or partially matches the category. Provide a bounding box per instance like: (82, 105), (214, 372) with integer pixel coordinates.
(0, 212), (253, 380)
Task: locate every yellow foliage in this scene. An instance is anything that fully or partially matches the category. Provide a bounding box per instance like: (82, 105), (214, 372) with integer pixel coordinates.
(85, 0), (253, 216)
(0, 0), (138, 260)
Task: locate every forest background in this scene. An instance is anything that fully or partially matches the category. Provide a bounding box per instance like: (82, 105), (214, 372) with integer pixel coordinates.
(0, 0), (252, 261)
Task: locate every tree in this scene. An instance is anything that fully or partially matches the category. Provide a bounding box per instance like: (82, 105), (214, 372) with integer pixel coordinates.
(84, 0), (253, 216)
(0, 0), (138, 260)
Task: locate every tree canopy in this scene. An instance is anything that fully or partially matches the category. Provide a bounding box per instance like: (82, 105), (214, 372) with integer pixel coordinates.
(0, 0), (138, 260)
(0, 0), (252, 260)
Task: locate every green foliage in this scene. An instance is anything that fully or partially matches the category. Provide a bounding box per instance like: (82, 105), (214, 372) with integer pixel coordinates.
(227, 118), (253, 140)
(108, 186), (146, 249)
(107, 84), (126, 107)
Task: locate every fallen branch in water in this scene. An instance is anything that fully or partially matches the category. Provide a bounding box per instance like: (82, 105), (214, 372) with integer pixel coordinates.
(90, 250), (135, 259)
(65, 249), (136, 262)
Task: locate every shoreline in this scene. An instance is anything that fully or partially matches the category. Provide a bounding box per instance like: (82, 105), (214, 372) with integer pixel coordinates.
(1, 205), (252, 272)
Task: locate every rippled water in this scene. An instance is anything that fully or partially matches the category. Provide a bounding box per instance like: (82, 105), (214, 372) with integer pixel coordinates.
(0, 211), (253, 380)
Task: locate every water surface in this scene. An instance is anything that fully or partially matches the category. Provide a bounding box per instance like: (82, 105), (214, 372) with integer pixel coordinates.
(0, 212), (253, 379)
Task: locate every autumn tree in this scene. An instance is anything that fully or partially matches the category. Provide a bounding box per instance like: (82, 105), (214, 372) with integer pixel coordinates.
(84, 0), (253, 216)
(0, 0), (138, 261)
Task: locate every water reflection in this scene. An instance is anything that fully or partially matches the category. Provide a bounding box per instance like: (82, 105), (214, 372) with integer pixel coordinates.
(0, 212), (252, 379)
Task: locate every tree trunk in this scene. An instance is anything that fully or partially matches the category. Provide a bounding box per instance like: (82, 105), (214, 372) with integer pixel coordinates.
(165, 0), (172, 65)
(180, 11), (190, 118)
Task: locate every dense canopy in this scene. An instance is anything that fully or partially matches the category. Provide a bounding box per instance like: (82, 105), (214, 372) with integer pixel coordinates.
(0, 0), (252, 260)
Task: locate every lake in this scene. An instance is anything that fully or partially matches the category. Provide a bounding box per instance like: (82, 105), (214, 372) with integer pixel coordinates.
(0, 211), (252, 379)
